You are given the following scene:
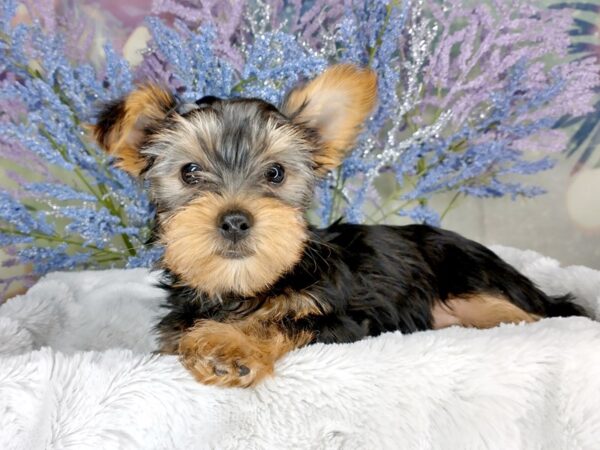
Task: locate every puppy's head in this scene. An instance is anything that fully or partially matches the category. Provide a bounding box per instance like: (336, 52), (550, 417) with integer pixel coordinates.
(93, 64), (377, 296)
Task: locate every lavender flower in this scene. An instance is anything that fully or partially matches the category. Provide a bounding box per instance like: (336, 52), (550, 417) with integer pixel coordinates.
(0, 0), (156, 287)
(320, 0), (599, 224)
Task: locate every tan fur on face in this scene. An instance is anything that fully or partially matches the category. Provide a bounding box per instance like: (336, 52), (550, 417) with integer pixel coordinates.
(92, 84), (173, 176)
(282, 64), (378, 173)
(161, 194), (307, 296)
(432, 295), (540, 329)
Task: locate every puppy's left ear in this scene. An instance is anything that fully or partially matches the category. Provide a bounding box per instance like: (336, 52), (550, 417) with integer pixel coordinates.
(91, 84), (176, 177)
(282, 64), (377, 174)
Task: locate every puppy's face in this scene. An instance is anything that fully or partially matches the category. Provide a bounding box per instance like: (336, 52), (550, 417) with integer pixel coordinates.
(93, 65), (377, 297)
(145, 98), (316, 297)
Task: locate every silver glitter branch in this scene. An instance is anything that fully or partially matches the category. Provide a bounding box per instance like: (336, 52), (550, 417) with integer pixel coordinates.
(365, 0), (450, 183)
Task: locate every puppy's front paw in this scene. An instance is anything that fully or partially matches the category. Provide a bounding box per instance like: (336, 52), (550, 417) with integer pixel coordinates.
(178, 320), (273, 388)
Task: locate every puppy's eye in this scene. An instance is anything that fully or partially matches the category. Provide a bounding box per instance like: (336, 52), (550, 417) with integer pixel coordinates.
(264, 163), (285, 184)
(181, 163), (203, 185)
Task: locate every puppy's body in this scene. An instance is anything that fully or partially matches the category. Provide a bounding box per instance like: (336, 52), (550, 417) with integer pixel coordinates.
(158, 223), (583, 349)
(93, 65), (586, 388)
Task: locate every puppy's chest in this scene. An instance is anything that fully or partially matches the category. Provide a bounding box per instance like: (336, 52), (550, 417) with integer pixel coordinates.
(218, 270), (405, 326)
(248, 291), (327, 321)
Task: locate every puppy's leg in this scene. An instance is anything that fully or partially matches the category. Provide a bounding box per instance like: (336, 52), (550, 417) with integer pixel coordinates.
(178, 320), (312, 388)
(432, 294), (540, 330)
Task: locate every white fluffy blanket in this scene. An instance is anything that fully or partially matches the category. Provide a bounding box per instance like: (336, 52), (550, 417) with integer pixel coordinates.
(1, 246), (600, 449)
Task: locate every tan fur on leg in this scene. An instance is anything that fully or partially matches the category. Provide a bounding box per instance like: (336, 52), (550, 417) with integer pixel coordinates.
(432, 295), (540, 330)
(178, 320), (313, 388)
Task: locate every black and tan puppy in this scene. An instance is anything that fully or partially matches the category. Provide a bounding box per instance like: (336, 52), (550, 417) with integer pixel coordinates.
(93, 65), (586, 388)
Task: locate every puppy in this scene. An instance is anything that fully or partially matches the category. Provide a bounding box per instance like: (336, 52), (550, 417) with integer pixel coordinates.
(93, 64), (587, 388)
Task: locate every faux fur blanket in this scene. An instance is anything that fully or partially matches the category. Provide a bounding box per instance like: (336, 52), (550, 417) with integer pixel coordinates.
(1, 246), (599, 449)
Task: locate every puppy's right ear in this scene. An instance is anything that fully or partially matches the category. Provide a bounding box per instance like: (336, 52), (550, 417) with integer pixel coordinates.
(91, 85), (175, 177)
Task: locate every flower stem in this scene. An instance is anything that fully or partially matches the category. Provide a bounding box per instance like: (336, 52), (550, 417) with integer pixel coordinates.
(368, 1), (397, 66)
(0, 226), (124, 257)
(375, 199), (416, 223)
(37, 127), (137, 256)
(440, 192), (461, 222)
(328, 167), (345, 222)
(232, 76), (258, 93)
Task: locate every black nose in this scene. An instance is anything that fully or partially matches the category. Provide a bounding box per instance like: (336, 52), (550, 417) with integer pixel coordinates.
(218, 210), (253, 243)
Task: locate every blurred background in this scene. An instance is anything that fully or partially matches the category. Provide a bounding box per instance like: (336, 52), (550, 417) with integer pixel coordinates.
(436, 0), (600, 269)
(1, 0), (599, 299)
(435, 0), (600, 270)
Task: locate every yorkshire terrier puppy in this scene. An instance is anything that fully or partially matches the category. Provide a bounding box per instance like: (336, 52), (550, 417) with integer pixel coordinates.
(93, 64), (586, 388)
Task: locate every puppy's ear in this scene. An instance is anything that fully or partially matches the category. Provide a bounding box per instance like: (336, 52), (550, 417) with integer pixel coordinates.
(91, 85), (175, 176)
(282, 64), (377, 174)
